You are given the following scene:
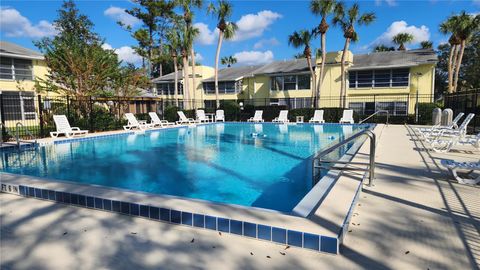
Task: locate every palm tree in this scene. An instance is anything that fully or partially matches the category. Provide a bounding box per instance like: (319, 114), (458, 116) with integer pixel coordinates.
(310, 0), (336, 108)
(373, 44), (395, 52)
(333, 2), (376, 107)
(179, 25), (197, 108)
(177, 0), (203, 107)
(166, 28), (181, 106)
(392, 33), (414, 50)
(288, 30), (317, 108)
(208, 0), (238, 108)
(451, 12), (479, 91)
(440, 15), (462, 93)
(221, 55), (237, 67)
(420, 41), (433, 49)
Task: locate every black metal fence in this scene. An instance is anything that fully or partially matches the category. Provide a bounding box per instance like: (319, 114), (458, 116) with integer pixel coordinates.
(0, 89), (478, 141)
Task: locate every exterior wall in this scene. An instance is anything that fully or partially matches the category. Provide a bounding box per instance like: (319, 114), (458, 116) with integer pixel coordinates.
(0, 59), (48, 93)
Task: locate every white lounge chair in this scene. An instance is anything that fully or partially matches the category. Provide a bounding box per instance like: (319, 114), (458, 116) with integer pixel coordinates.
(123, 113), (154, 130)
(272, 110), (289, 123)
(416, 112), (464, 134)
(50, 115), (88, 138)
(196, 110), (210, 123)
(247, 110), (264, 122)
(441, 159), (480, 185)
(177, 111), (196, 125)
(426, 113), (475, 143)
(339, 110), (354, 124)
(431, 132), (480, 153)
(149, 112), (175, 127)
(215, 110), (225, 122)
(309, 110), (325, 123)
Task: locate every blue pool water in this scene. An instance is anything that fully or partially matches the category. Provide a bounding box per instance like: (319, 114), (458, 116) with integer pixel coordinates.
(1, 123), (369, 212)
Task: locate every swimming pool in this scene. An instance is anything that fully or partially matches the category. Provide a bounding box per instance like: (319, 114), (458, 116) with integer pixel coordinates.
(0, 123), (370, 212)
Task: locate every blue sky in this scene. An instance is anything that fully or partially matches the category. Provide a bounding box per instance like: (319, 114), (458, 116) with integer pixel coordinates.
(1, 0), (479, 68)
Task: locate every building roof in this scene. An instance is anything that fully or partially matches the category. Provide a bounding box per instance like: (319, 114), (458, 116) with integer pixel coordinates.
(202, 65), (262, 82)
(350, 49), (437, 70)
(252, 58), (312, 75)
(0, 41), (44, 60)
(151, 71), (183, 82)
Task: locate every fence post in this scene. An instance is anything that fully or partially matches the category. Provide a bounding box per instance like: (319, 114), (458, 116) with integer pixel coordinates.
(89, 96), (93, 132)
(66, 95), (70, 119)
(0, 93), (5, 140)
(38, 95), (44, 138)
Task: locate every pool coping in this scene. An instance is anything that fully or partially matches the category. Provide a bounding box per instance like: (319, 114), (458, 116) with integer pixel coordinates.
(0, 122), (381, 255)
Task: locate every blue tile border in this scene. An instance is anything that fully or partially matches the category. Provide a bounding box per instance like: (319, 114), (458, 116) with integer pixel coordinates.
(5, 184), (342, 255)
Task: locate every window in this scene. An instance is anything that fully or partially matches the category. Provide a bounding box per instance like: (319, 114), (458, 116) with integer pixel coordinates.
(204, 100), (216, 109)
(0, 57), (33, 80)
(297, 75), (311, 90)
(1, 91), (36, 121)
(156, 83), (183, 95)
(203, 80), (239, 94)
(270, 74), (311, 91)
(348, 101), (408, 116)
(349, 68), (409, 88)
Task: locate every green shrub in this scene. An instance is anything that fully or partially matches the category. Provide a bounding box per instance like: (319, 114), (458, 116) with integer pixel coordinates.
(164, 106), (180, 122)
(219, 100), (240, 121)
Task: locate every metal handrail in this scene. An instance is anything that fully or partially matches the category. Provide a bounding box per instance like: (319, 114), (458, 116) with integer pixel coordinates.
(15, 122), (37, 147)
(312, 129), (376, 186)
(359, 110), (389, 124)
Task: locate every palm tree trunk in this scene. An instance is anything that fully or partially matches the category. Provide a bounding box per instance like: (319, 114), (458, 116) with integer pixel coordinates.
(214, 31), (224, 109)
(447, 44), (456, 93)
(453, 40), (465, 92)
(306, 56), (317, 109)
(190, 47), (197, 109)
(317, 33), (326, 109)
(173, 55), (179, 107)
(182, 56), (189, 109)
(340, 38), (350, 108)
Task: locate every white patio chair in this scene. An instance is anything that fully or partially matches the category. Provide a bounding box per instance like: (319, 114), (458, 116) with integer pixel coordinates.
(339, 110), (354, 124)
(309, 110), (325, 123)
(247, 110), (264, 122)
(50, 115), (88, 138)
(272, 110), (289, 124)
(426, 113), (475, 143)
(149, 112), (175, 127)
(177, 111), (196, 125)
(196, 110), (210, 123)
(215, 110), (225, 122)
(441, 159), (480, 185)
(417, 112), (464, 135)
(123, 113), (154, 130)
(431, 131), (480, 153)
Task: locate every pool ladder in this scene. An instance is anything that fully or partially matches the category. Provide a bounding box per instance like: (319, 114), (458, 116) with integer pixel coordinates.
(0, 122), (37, 149)
(312, 129), (376, 187)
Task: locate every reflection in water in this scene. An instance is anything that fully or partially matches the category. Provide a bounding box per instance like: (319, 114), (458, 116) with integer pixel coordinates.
(0, 123), (370, 212)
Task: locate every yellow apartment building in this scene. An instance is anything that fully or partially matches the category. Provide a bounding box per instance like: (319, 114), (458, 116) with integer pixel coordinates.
(153, 49), (437, 115)
(0, 41), (48, 126)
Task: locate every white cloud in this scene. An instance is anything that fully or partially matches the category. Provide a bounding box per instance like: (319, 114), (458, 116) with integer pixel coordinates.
(253, 38), (280, 49)
(233, 50), (274, 66)
(0, 7), (56, 38)
(194, 52), (203, 62)
(233, 10), (282, 41)
(102, 43), (142, 65)
(194, 22), (218, 45)
(370, 21), (430, 48)
(104, 6), (140, 28)
(375, 0), (397, 6)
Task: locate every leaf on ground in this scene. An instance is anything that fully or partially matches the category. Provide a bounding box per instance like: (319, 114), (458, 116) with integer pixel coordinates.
(218, 232), (222, 236)
(405, 251), (410, 254)
(212, 246), (216, 249)
(250, 252), (253, 255)
(352, 223), (356, 225)
(348, 230), (352, 233)
(284, 245), (290, 250)
(63, 232), (68, 236)
(279, 252), (286, 256)
(190, 238), (194, 243)
(266, 256), (271, 259)
(358, 203), (361, 206)
(130, 232), (137, 235)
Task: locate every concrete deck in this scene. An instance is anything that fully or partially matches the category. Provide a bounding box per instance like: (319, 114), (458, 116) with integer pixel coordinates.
(1, 125), (479, 269)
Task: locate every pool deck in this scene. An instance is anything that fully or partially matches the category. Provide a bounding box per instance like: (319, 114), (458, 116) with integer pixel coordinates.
(1, 124), (479, 269)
